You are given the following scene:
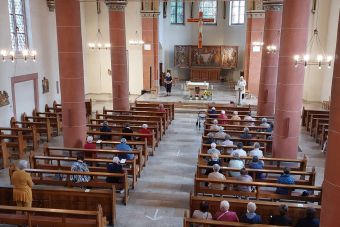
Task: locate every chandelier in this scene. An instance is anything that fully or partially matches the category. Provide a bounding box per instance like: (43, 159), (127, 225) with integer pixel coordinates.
(0, 49), (37, 63)
(266, 45), (277, 54)
(128, 31), (144, 45)
(88, 0), (110, 50)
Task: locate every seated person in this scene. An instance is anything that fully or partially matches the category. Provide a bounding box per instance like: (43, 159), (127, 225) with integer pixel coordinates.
(83, 136), (97, 159)
(106, 156), (124, 184)
(122, 123), (133, 141)
(221, 134), (234, 154)
(213, 200), (239, 222)
(158, 103), (166, 113)
(249, 156), (265, 179)
(138, 124), (152, 144)
(207, 143), (221, 155)
(243, 112), (255, 126)
(209, 119), (220, 131)
(260, 118), (271, 128)
(218, 110), (228, 125)
(208, 164), (226, 190)
(295, 207), (320, 227)
(276, 167), (295, 195)
(116, 138), (134, 160)
(205, 153), (221, 175)
(206, 133), (215, 145)
(231, 111), (241, 125)
(240, 127), (253, 146)
(70, 154), (91, 183)
(269, 204), (292, 226)
(208, 107), (217, 118)
(231, 142), (247, 157)
(192, 201), (212, 221)
(249, 142), (264, 159)
(235, 168), (253, 192)
(228, 153), (244, 177)
(266, 122), (274, 133)
(99, 121), (112, 140)
(240, 202), (262, 224)
(214, 127), (227, 140)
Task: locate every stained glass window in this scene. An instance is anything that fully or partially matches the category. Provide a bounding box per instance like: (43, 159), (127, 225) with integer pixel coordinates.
(199, 0), (217, 24)
(230, 0), (245, 25)
(170, 0), (185, 24)
(8, 0), (28, 51)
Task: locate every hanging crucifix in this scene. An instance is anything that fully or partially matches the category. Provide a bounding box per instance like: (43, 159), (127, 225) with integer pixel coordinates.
(187, 11), (214, 48)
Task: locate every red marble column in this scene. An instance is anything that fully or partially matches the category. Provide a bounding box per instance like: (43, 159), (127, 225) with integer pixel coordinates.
(272, 0), (311, 158)
(320, 12), (340, 226)
(244, 12), (265, 96)
(55, 0), (86, 147)
(106, 1), (129, 110)
(257, 1), (283, 116)
(142, 13), (159, 92)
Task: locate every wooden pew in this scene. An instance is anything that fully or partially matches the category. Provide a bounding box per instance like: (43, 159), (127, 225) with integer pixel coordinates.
(207, 113), (274, 120)
(135, 101), (175, 120)
(89, 118), (163, 137)
(11, 117), (52, 142)
(204, 129), (272, 138)
(25, 168), (129, 205)
(196, 165), (316, 185)
(0, 131), (26, 159)
(205, 123), (269, 131)
(32, 109), (62, 135)
(206, 117), (273, 126)
(198, 153), (308, 172)
(207, 104), (251, 112)
(313, 119), (329, 140)
(194, 177), (322, 204)
(187, 195), (321, 226)
(0, 127), (39, 151)
(131, 106), (172, 123)
(30, 154), (138, 189)
(23, 112), (61, 136)
(87, 123), (161, 142)
(43, 145), (146, 175)
(302, 107), (329, 127)
(87, 130), (156, 155)
(0, 205), (107, 227)
(319, 125), (328, 147)
(307, 114), (329, 134)
(0, 185), (116, 225)
(201, 143), (265, 153)
(0, 142), (10, 169)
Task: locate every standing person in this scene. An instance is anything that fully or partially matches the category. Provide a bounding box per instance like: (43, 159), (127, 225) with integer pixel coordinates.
(237, 76), (247, 103)
(164, 70), (173, 96)
(12, 160), (34, 208)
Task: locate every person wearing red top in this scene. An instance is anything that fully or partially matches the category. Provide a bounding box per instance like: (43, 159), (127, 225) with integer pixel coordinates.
(83, 136), (97, 159)
(213, 200), (239, 225)
(218, 110), (228, 125)
(158, 104), (166, 113)
(138, 124), (152, 145)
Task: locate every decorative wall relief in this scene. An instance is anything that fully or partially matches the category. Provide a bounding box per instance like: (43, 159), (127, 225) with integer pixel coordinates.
(221, 46), (238, 69)
(174, 45), (190, 68)
(0, 91), (10, 107)
(42, 77), (49, 94)
(191, 46), (221, 67)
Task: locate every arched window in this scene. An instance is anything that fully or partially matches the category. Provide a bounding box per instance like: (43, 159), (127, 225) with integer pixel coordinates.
(230, 0), (245, 25)
(170, 0), (185, 24)
(8, 0), (28, 51)
(199, 0), (217, 24)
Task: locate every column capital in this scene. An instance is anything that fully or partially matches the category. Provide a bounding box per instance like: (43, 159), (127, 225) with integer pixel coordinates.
(46, 0), (55, 12)
(246, 10), (265, 18)
(263, 0), (283, 11)
(141, 11), (160, 18)
(105, 0), (127, 11)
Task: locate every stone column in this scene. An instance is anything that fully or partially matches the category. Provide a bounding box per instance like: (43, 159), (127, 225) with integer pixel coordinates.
(272, 0), (311, 158)
(257, 0), (283, 116)
(55, 0), (87, 147)
(320, 12), (340, 226)
(141, 4), (160, 93)
(243, 1), (265, 96)
(105, 0), (130, 110)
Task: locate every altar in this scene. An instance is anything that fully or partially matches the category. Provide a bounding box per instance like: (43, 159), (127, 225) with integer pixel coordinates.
(186, 81), (210, 97)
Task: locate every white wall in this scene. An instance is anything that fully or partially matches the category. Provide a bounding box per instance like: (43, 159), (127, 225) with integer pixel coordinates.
(0, 0), (60, 127)
(14, 80), (35, 120)
(158, 1), (246, 80)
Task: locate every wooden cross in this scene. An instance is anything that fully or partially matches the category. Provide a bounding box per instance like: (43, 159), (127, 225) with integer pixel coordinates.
(187, 11), (215, 48)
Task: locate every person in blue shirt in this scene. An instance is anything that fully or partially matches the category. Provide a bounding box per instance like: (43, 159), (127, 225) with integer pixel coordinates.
(276, 167), (295, 195)
(248, 156), (265, 179)
(240, 202), (262, 224)
(295, 207), (319, 227)
(116, 138), (134, 160)
(240, 127), (253, 146)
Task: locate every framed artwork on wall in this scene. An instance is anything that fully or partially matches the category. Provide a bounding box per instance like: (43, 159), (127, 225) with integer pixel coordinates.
(0, 91), (10, 107)
(42, 77), (49, 94)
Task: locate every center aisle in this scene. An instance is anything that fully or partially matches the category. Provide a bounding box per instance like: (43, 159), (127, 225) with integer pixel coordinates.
(115, 111), (202, 227)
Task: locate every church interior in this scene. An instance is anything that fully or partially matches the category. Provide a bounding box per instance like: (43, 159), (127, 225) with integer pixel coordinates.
(0, 0), (339, 226)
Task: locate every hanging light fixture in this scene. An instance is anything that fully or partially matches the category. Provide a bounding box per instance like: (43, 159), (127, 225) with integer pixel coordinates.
(88, 0), (111, 50)
(128, 30), (145, 45)
(265, 30), (280, 54)
(293, 0), (332, 69)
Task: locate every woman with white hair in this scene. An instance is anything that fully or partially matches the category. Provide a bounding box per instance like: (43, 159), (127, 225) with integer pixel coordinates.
(83, 135), (97, 158)
(106, 156), (124, 184)
(221, 134), (234, 154)
(218, 110), (228, 125)
(240, 202), (262, 224)
(243, 112), (255, 126)
(231, 111), (241, 125)
(12, 160), (34, 207)
(213, 200), (239, 222)
(260, 118), (270, 128)
(249, 142), (264, 159)
(209, 119), (220, 131)
(214, 127), (227, 140)
(207, 143), (220, 155)
(208, 107), (217, 118)
(138, 124), (152, 144)
(207, 164), (226, 190)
